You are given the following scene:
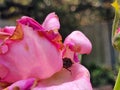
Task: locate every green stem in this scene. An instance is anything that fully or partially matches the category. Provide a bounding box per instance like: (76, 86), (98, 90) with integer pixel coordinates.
(112, 11), (119, 38)
(112, 0), (120, 90)
(114, 69), (120, 90)
(112, 0), (120, 38)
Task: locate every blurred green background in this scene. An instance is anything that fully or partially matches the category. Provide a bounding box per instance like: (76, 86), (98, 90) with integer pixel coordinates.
(0, 0), (117, 89)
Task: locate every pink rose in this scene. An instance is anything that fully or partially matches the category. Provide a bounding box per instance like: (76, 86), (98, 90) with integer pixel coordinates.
(0, 12), (92, 90)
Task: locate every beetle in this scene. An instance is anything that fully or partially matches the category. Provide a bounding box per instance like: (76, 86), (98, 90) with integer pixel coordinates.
(63, 58), (73, 72)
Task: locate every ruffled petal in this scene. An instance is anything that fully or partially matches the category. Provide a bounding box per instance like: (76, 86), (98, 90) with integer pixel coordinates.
(17, 15), (63, 50)
(0, 26), (16, 54)
(42, 12), (60, 31)
(17, 16), (45, 31)
(0, 26), (15, 37)
(33, 63), (92, 90)
(0, 23), (62, 83)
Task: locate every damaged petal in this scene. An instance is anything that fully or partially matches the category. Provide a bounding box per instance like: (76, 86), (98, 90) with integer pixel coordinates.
(17, 16), (45, 31)
(41, 30), (63, 50)
(10, 23), (24, 40)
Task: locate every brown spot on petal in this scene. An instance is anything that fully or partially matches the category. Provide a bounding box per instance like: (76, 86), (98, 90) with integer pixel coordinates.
(72, 46), (81, 52)
(10, 23), (23, 40)
(45, 30), (63, 50)
(0, 35), (9, 40)
(38, 31), (44, 37)
(24, 43), (29, 51)
(13, 86), (20, 90)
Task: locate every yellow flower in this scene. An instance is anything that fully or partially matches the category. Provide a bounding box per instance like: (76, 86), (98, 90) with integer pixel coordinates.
(111, 0), (120, 12)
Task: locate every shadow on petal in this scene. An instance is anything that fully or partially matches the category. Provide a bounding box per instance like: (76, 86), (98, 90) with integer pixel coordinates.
(33, 63), (92, 90)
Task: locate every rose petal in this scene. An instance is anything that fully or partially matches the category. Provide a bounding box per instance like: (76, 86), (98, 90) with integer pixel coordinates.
(33, 63), (92, 90)
(39, 30), (63, 50)
(62, 31), (92, 62)
(0, 23), (62, 83)
(0, 64), (9, 80)
(2, 26), (15, 36)
(73, 53), (81, 62)
(0, 26), (15, 43)
(17, 15), (63, 50)
(3, 78), (35, 90)
(17, 16), (45, 31)
(64, 31), (92, 54)
(10, 23), (24, 40)
(0, 44), (8, 54)
(42, 12), (60, 31)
